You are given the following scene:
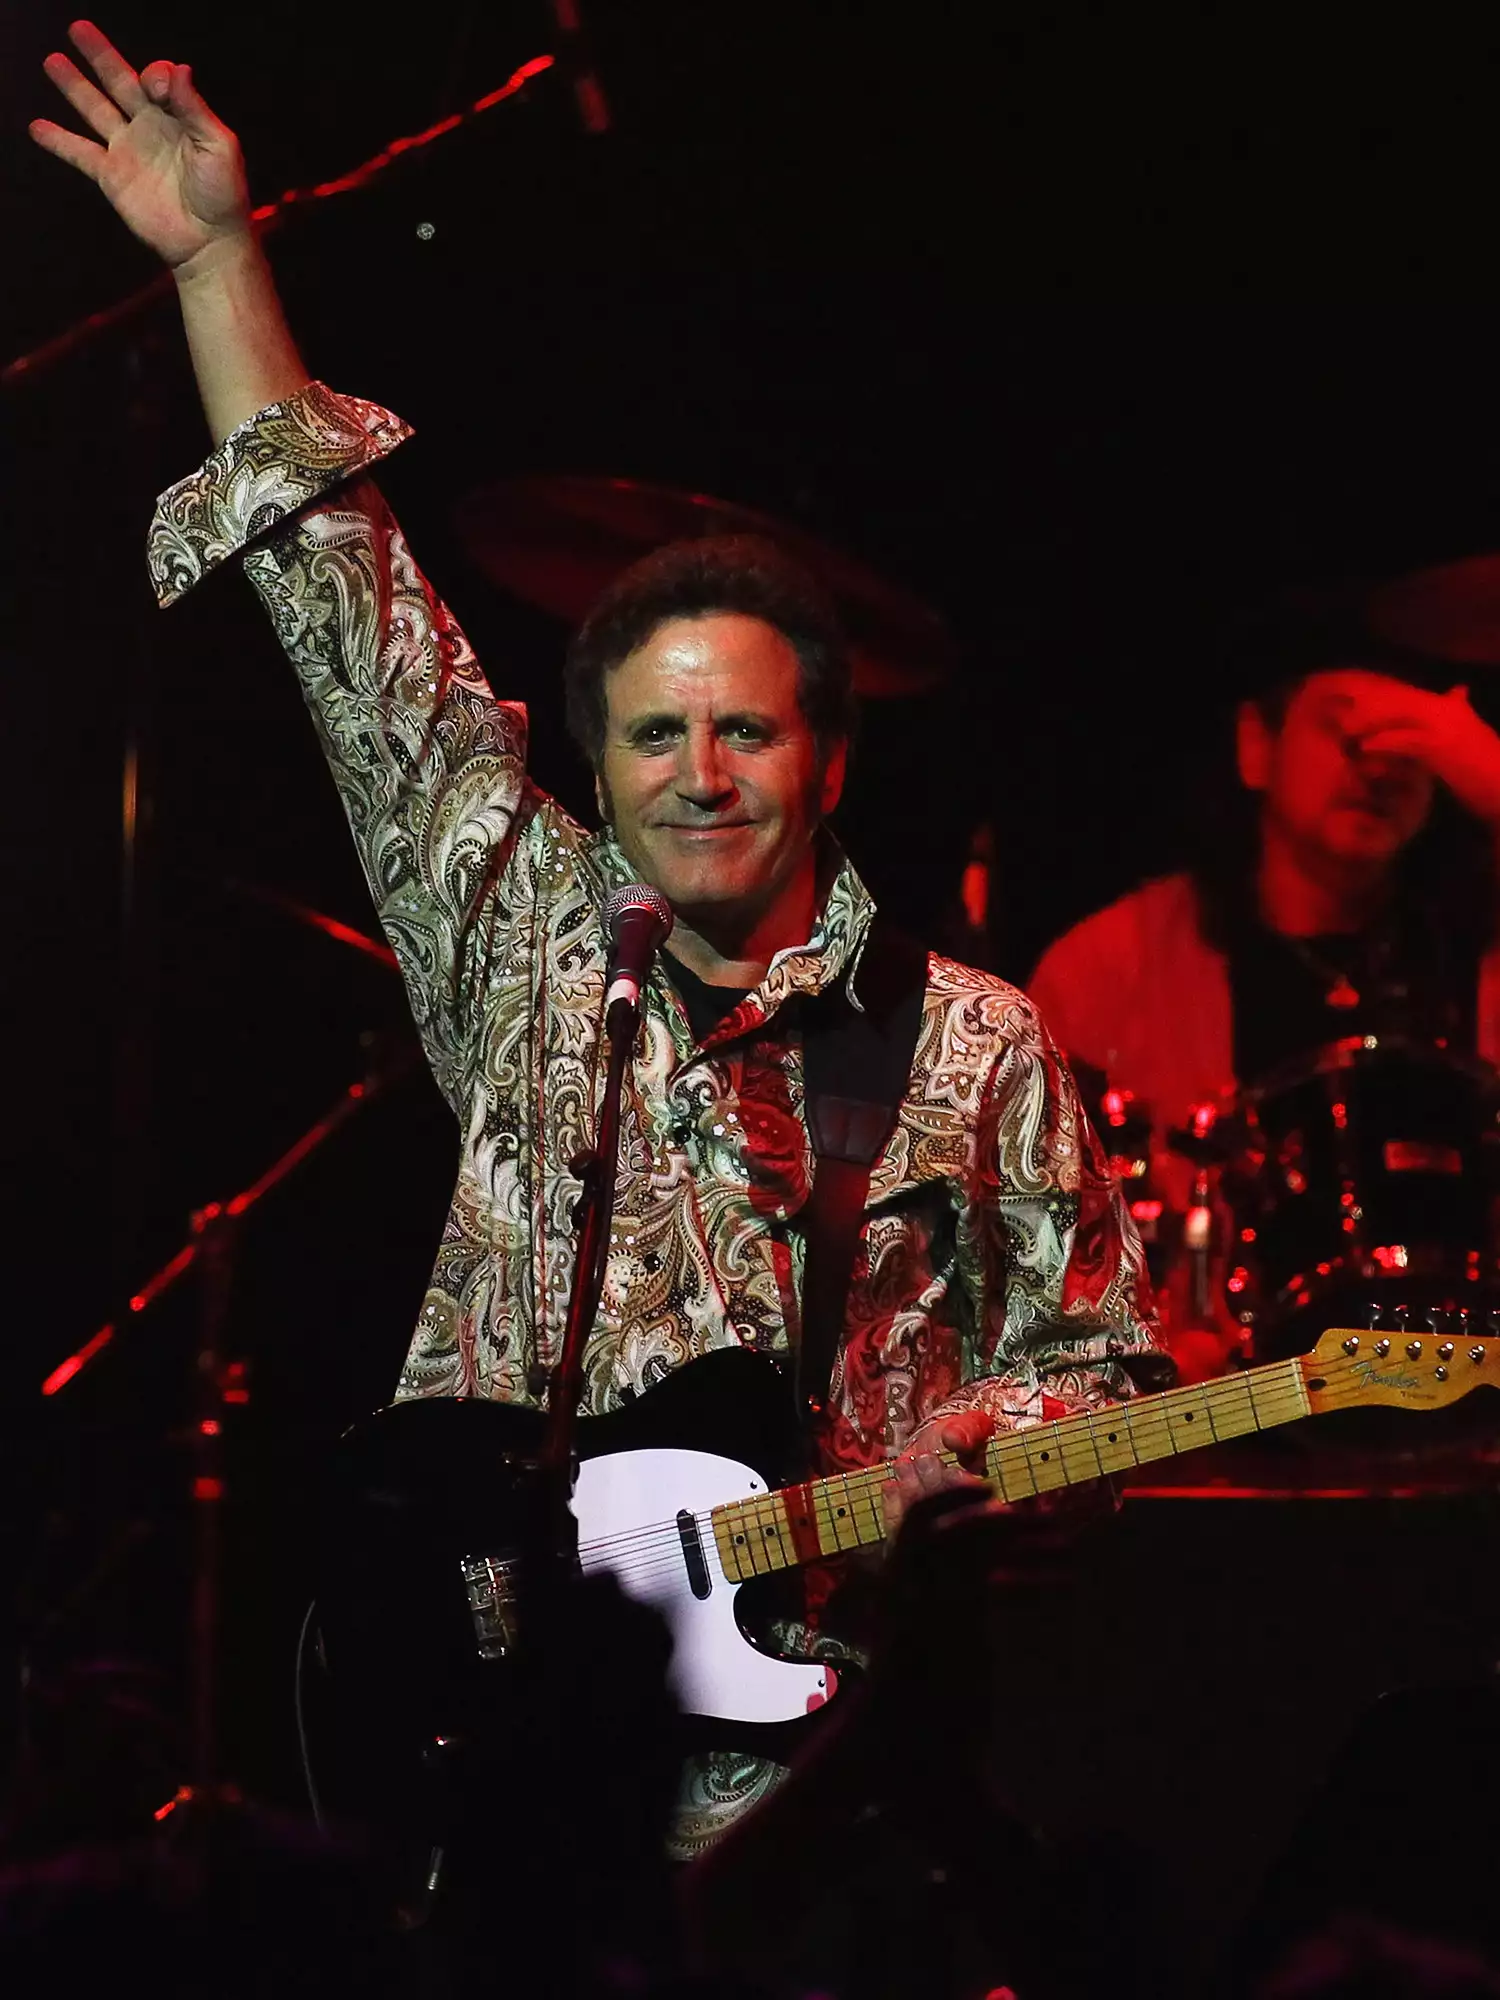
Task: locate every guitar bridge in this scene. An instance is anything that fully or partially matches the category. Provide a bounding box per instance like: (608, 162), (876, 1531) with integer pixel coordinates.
(460, 1552), (522, 1660)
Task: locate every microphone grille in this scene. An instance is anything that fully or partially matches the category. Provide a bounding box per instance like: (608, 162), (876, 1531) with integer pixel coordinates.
(601, 881), (674, 938)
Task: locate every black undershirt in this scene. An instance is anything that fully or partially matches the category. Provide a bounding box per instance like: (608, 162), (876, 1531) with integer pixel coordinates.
(1224, 913), (1479, 1084)
(662, 952), (750, 1043)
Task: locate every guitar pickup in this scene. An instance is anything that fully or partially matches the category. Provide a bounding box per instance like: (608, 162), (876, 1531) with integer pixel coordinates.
(676, 1509), (711, 1600)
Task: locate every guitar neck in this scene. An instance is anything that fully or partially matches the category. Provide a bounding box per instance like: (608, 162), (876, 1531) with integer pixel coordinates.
(709, 1354), (1311, 1584)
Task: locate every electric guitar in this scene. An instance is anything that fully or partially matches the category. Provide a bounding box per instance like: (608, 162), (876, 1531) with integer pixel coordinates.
(312, 1321), (1496, 1776)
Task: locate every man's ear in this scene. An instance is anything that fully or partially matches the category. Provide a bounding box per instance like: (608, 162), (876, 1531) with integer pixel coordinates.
(820, 738), (848, 818)
(1236, 701), (1273, 792)
(594, 766), (609, 825)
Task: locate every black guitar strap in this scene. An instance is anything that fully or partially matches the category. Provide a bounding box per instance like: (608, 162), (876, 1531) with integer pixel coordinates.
(797, 917), (929, 1431)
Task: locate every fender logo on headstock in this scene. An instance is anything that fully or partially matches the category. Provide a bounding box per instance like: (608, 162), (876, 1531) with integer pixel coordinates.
(1349, 1358), (1420, 1393)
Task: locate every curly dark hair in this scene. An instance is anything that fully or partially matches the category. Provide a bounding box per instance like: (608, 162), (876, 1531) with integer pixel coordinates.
(563, 533), (856, 768)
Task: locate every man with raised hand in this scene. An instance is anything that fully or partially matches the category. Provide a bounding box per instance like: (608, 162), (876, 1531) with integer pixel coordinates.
(33, 20), (1163, 1857)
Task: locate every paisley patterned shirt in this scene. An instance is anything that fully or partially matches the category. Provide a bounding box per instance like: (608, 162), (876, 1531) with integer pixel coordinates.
(148, 379), (1162, 1449)
(147, 383), (1165, 1850)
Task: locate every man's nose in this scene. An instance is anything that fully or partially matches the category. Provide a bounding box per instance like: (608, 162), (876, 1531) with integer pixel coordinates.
(676, 730), (734, 806)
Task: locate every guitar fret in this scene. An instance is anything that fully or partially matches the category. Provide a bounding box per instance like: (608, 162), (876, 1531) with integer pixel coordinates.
(849, 1469), (884, 1547)
(1120, 1398), (1176, 1466)
(1208, 1374), (1260, 1440)
(777, 1481), (815, 1565)
(1024, 1423), (1071, 1492)
(1059, 1413), (1105, 1484)
(1248, 1361), (1310, 1429)
(751, 1490), (791, 1573)
(1087, 1406), (1140, 1476)
(991, 1437), (1040, 1502)
(824, 1480), (868, 1552)
(1164, 1383), (1212, 1453)
(809, 1483), (837, 1556)
(711, 1502), (752, 1582)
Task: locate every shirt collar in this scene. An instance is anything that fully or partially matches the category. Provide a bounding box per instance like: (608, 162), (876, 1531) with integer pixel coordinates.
(585, 828), (877, 1042)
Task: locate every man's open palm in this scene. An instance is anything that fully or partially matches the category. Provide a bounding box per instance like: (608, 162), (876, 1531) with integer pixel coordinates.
(30, 20), (248, 270)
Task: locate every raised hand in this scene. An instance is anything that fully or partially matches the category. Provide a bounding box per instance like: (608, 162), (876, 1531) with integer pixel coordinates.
(1338, 676), (1500, 825)
(30, 20), (249, 272)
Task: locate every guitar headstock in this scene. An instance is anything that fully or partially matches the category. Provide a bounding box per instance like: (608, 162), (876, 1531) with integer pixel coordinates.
(1302, 1323), (1498, 1415)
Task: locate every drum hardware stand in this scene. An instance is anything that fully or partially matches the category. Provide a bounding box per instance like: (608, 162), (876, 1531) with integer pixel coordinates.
(37, 1037), (421, 1822)
(1184, 1168), (1216, 1323)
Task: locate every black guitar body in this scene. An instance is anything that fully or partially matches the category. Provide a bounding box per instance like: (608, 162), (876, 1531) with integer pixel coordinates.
(306, 1348), (838, 1864)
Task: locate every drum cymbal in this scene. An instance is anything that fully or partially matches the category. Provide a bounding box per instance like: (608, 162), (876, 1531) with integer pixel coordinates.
(1367, 552), (1500, 669)
(452, 474), (955, 698)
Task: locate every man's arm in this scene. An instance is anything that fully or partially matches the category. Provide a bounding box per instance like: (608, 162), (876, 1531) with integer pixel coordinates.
(918, 1008), (1169, 1448)
(882, 997), (1168, 1532)
(32, 24), (538, 1107)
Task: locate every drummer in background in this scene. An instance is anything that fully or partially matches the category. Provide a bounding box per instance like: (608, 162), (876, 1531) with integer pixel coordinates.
(1028, 563), (1500, 1378)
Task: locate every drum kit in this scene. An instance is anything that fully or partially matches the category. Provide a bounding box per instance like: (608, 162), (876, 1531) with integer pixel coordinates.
(1108, 553), (1500, 1410)
(1113, 1037), (1500, 1373)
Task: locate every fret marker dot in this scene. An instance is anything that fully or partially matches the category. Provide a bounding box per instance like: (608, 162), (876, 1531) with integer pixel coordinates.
(837, 1507), (847, 1517)
(1107, 1432), (1118, 1443)
(1040, 1451), (1051, 1462)
(734, 1535), (744, 1544)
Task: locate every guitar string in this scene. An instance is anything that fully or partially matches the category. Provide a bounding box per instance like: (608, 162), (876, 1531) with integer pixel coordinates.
(549, 1381), (1419, 1598)
(535, 1370), (1326, 1595)
(547, 1364), (1318, 1579)
(493, 1340), (1440, 1580)
(560, 1361), (1314, 1568)
(540, 1355), (1464, 1598)
(580, 1368), (1320, 1568)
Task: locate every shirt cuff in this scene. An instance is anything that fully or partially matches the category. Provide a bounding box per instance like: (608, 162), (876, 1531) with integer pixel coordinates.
(147, 381), (413, 609)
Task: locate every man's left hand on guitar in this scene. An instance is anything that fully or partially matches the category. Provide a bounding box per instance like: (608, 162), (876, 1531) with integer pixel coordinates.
(881, 1407), (996, 1535)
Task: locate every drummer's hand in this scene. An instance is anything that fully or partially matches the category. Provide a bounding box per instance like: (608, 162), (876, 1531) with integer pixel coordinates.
(30, 22), (250, 275)
(881, 1409), (996, 1536)
(1340, 679), (1500, 823)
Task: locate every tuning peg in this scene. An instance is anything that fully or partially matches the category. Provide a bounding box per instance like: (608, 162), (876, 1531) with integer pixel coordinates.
(1366, 1301), (1384, 1331)
(1392, 1304), (1410, 1335)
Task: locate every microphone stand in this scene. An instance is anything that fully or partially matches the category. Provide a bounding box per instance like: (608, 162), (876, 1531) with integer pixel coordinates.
(537, 994), (640, 1563)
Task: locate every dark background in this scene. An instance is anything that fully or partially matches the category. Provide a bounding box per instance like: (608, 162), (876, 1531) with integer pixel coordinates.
(4, 0), (1500, 1952)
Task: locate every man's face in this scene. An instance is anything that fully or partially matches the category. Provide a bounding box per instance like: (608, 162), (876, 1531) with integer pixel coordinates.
(595, 613), (845, 926)
(1239, 668), (1437, 868)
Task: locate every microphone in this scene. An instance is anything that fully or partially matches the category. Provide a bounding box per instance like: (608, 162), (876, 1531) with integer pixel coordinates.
(601, 883), (673, 1012)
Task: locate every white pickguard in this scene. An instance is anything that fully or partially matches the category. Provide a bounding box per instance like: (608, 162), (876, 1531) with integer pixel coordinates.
(572, 1445), (831, 1725)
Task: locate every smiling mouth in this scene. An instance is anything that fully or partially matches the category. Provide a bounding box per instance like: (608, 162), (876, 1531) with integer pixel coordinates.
(659, 823), (755, 835)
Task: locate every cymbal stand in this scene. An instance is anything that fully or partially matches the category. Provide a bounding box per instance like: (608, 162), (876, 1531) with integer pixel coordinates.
(38, 1041), (421, 1812)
